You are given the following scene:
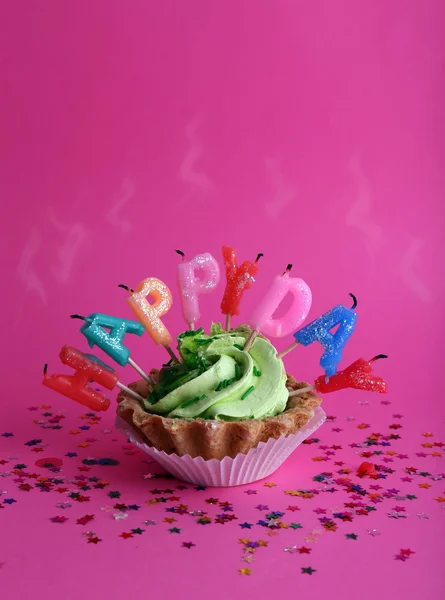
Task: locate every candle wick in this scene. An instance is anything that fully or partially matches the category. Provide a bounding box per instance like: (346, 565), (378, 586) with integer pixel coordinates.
(70, 314), (86, 321)
(255, 253), (264, 263)
(283, 263), (292, 275)
(349, 293), (358, 310)
(118, 284), (134, 294)
(175, 249), (185, 261)
(370, 354), (388, 363)
(43, 363), (48, 375)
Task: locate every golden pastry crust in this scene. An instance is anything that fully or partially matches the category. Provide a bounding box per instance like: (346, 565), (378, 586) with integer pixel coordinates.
(116, 370), (322, 460)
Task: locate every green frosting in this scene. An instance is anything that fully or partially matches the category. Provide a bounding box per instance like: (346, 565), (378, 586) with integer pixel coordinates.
(143, 324), (288, 421)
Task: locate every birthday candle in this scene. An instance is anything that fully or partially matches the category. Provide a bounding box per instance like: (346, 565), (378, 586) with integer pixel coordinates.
(177, 251), (220, 328)
(43, 346), (146, 411)
(78, 313), (144, 366)
(293, 295), (358, 377)
(127, 278), (173, 346)
(249, 265), (312, 337)
(314, 355), (387, 394)
(42, 345), (118, 411)
(73, 313), (152, 384)
(221, 246), (261, 328)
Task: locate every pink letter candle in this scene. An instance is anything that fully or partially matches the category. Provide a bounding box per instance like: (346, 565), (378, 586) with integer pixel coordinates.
(177, 252), (220, 328)
(249, 265), (312, 337)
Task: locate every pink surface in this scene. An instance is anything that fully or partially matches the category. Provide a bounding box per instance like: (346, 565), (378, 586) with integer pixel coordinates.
(1, 1), (444, 599)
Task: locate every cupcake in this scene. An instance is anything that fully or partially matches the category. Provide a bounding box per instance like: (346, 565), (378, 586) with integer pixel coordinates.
(116, 323), (324, 484)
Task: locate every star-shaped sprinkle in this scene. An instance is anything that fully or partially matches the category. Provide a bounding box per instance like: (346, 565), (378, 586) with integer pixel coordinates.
(388, 511), (407, 519)
(76, 515), (94, 525)
(113, 512), (128, 521)
(50, 515), (68, 523)
(301, 567), (316, 575)
(242, 555), (255, 564)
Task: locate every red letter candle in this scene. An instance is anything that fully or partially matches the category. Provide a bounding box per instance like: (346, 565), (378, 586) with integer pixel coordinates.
(42, 345), (118, 411)
(221, 247), (261, 327)
(314, 355), (388, 394)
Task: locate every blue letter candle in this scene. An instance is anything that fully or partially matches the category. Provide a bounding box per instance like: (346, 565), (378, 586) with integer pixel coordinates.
(79, 313), (145, 366)
(294, 304), (357, 377)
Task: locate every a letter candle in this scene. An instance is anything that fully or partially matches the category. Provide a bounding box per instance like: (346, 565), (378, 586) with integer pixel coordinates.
(220, 246), (262, 331)
(247, 264), (312, 350)
(279, 294), (358, 376)
(42, 345), (146, 411)
(71, 313), (153, 384)
(123, 278), (179, 362)
(176, 250), (220, 329)
(288, 354), (388, 397)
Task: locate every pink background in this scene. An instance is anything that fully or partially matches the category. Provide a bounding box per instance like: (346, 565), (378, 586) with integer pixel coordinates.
(1, 1), (444, 599)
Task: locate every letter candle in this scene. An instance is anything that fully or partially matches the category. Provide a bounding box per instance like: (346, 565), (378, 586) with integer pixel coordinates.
(288, 354), (388, 397)
(121, 278), (179, 363)
(42, 345), (146, 411)
(245, 264), (312, 351)
(176, 250), (220, 330)
(220, 246), (262, 331)
(278, 294), (358, 378)
(71, 314), (153, 384)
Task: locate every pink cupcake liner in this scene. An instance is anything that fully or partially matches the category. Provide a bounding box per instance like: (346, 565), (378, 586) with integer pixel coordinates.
(115, 406), (326, 487)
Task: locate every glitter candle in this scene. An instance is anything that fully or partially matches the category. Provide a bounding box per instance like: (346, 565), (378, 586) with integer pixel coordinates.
(78, 313), (145, 366)
(249, 265), (312, 337)
(221, 246), (261, 328)
(293, 295), (358, 377)
(177, 252), (220, 328)
(43, 346), (147, 409)
(314, 355), (387, 393)
(127, 278), (173, 346)
(42, 345), (118, 411)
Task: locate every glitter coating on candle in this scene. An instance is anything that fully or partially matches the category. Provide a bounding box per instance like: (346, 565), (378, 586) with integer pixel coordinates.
(221, 246), (259, 317)
(42, 345), (118, 411)
(249, 271), (312, 337)
(177, 252), (220, 326)
(314, 357), (387, 393)
(294, 304), (357, 377)
(79, 314), (145, 367)
(127, 278), (173, 346)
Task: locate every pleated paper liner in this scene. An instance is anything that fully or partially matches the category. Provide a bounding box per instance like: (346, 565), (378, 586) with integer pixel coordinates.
(115, 406), (326, 487)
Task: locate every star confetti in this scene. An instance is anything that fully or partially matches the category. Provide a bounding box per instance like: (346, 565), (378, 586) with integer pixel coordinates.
(301, 567), (316, 575)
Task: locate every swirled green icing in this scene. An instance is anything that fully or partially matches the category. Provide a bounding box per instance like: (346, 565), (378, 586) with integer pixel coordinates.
(144, 323), (288, 421)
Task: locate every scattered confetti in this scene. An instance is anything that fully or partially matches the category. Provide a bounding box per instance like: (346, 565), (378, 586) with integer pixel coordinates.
(301, 567), (316, 575)
(1, 386), (444, 582)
